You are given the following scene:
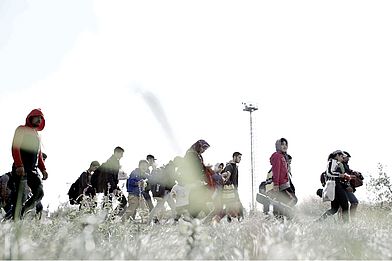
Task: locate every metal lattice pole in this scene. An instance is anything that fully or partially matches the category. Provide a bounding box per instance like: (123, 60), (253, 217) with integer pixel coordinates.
(250, 110), (255, 210)
(242, 102), (258, 211)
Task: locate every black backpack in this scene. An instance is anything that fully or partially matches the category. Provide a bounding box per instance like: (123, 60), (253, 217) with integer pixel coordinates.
(90, 172), (99, 193)
(0, 173), (11, 201)
(90, 166), (107, 193)
(151, 183), (166, 197)
(68, 178), (81, 205)
(320, 172), (326, 187)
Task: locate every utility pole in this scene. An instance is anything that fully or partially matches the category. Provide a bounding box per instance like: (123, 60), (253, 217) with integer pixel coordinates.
(242, 102), (258, 211)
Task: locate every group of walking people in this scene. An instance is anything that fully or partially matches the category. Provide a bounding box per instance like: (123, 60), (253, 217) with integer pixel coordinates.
(69, 140), (245, 225)
(258, 138), (363, 222)
(0, 108), (363, 224)
(0, 106), (245, 224)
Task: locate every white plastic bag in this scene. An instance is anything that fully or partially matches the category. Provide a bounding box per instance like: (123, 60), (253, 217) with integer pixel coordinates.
(322, 180), (336, 202)
(117, 169), (128, 180)
(222, 184), (236, 200)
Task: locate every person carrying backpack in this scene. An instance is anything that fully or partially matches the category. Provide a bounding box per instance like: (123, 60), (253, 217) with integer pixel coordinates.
(79, 161), (100, 198)
(220, 152), (243, 222)
(341, 151), (363, 218)
(149, 159), (177, 224)
(319, 150), (352, 222)
(91, 147), (127, 212)
(68, 161), (100, 206)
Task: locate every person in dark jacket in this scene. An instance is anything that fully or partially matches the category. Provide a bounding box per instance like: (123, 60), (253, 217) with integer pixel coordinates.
(91, 147), (123, 194)
(9, 109), (48, 220)
(223, 152), (242, 188)
(144, 154), (158, 211)
(214, 152), (243, 223)
(71, 160), (101, 210)
(104, 147), (124, 195)
(286, 154), (298, 206)
(91, 146), (126, 212)
(79, 161), (100, 198)
(149, 159), (177, 224)
(33, 152), (47, 219)
(342, 151), (363, 219)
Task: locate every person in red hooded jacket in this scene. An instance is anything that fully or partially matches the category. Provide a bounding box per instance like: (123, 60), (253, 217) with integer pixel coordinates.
(270, 138), (296, 218)
(9, 108), (48, 220)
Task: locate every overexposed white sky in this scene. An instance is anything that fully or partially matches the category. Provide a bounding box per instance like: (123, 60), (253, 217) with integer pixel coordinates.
(1, 0), (391, 211)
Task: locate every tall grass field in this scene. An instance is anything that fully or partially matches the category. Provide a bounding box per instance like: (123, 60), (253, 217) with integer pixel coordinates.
(1, 197), (391, 260)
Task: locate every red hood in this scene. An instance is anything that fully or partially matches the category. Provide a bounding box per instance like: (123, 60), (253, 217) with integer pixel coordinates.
(25, 108), (45, 131)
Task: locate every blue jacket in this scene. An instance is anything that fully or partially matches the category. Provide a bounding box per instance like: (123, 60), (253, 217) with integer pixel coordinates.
(127, 168), (149, 196)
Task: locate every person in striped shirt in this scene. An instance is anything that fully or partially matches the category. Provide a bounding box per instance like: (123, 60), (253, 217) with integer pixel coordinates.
(319, 150), (352, 222)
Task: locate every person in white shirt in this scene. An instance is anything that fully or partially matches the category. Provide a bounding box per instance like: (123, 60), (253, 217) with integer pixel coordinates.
(171, 178), (190, 222)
